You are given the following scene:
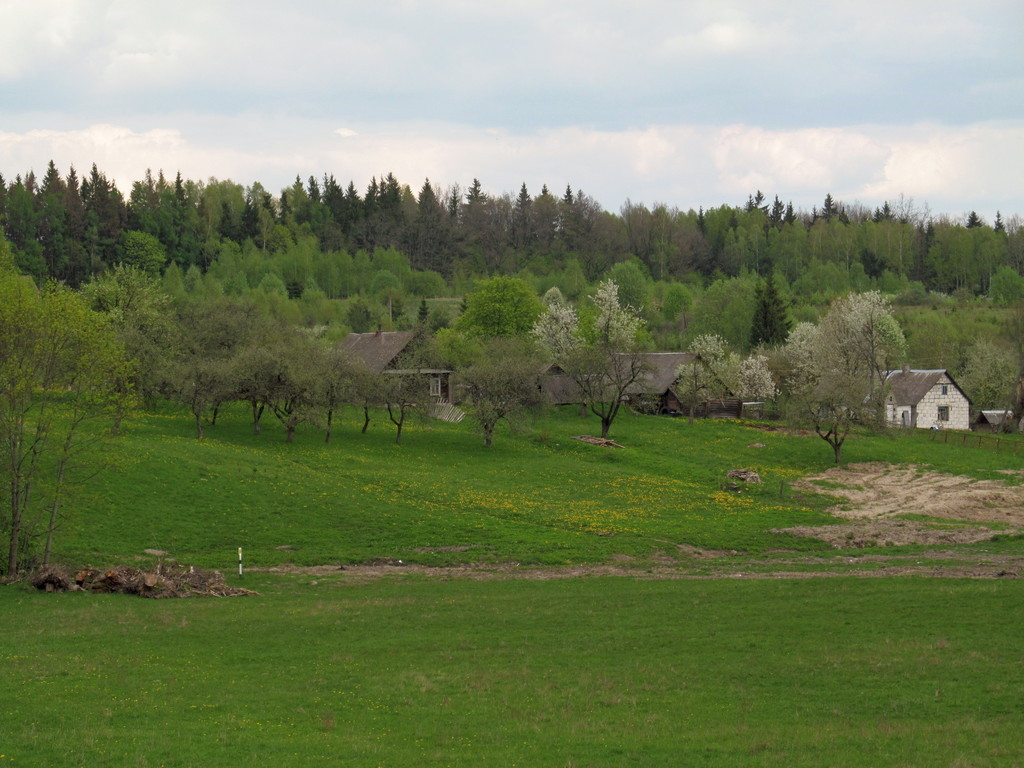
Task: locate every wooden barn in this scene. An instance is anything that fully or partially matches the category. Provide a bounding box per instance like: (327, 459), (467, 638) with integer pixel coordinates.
(339, 330), (452, 403)
(972, 409), (1015, 433)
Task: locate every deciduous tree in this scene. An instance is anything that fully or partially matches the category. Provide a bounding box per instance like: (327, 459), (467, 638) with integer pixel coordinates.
(533, 280), (648, 438)
(784, 292), (906, 463)
(456, 276), (542, 338)
(457, 338), (545, 447)
(1, 253), (130, 575)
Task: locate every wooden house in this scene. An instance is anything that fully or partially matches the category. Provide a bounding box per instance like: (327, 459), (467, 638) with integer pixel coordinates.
(885, 368), (970, 430)
(537, 351), (749, 418)
(339, 330), (452, 403)
(626, 352), (696, 414)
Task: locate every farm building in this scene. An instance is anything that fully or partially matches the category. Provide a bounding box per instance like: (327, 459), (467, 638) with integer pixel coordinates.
(885, 368), (970, 430)
(972, 410), (1015, 433)
(627, 352), (696, 414)
(538, 351), (747, 418)
(540, 352), (694, 411)
(340, 330), (452, 403)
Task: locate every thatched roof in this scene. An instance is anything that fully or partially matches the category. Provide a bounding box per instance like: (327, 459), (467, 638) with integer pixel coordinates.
(340, 331), (415, 372)
(885, 368), (969, 406)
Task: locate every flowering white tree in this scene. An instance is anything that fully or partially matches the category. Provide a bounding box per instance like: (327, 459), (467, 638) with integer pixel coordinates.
(785, 292), (906, 463)
(675, 333), (778, 422)
(532, 279), (648, 438)
(738, 353), (779, 401)
(531, 300), (581, 361)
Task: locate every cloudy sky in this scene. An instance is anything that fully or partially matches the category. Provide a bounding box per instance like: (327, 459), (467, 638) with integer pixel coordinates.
(1, 1), (1021, 219)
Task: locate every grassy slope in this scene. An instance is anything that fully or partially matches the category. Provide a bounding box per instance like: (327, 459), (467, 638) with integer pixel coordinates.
(57, 403), (1024, 570)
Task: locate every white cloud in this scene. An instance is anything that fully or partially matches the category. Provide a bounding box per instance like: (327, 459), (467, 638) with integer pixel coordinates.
(709, 126), (891, 197)
(2, 118), (1019, 217)
(861, 123), (1024, 212)
(0, 1), (1020, 217)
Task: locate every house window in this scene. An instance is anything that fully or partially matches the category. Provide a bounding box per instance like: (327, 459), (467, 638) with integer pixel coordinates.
(430, 377), (442, 397)
(940, 384), (948, 395)
(937, 406), (950, 422)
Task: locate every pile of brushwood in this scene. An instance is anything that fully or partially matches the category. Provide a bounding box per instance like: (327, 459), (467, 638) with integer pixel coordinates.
(572, 435), (625, 448)
(29, 563), (257, 598)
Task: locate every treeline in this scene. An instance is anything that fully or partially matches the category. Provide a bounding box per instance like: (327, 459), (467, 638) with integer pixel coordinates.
(4, 162), (1022, 304)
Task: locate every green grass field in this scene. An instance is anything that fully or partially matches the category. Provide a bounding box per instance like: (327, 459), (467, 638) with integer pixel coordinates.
(3, 575), (1023, 767)
(5, 406), (1024, 766)
(52, 403), (1024, 570)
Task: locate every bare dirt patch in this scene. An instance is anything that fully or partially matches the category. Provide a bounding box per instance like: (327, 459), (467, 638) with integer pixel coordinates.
(777, 463), (1024, 548)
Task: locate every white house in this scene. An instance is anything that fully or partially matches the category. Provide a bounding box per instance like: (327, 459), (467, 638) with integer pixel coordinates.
(885, 368), (971, 430)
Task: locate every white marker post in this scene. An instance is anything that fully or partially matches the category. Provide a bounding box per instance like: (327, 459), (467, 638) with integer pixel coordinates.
(238, 547), (243, 577)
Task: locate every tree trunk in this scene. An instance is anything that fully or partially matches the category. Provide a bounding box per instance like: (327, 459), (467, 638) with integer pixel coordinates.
(362, 406), (371, 434)
(43, 431), (74, 567)
(325, 408), (334, 443)
(43, 459), (67, 566)
(194, 411), (204, 439)
(251, 401), (263, 435)
(483, 425), (494, 447)
(7, 489), (23, 576)
(395, 420), (404, 445)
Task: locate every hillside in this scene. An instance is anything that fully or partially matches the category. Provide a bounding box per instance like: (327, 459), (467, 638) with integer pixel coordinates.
(52, 405), (1024, 574)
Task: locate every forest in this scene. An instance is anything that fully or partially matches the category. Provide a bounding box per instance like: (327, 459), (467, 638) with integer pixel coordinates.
(3, 160), (1024, 374)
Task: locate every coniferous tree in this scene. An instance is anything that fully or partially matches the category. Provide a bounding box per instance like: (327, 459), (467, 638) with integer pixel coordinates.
(750, 273), (791, 348)
(820, 194), (836, 222)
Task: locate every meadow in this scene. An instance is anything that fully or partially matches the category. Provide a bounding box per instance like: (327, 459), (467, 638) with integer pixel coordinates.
(52, 403), (1024, 571)
(4, 406), (1024, 767)
(3, 575), (1023, 767)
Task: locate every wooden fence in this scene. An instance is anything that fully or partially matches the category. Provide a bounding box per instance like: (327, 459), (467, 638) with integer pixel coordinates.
(930, 429), (1024, 454)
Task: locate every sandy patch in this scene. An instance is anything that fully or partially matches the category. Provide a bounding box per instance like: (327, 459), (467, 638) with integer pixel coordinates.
(777, 463), (1024, 547)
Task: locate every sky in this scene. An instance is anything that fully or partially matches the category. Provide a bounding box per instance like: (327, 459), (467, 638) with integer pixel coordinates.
(1, 0), (1021, 220)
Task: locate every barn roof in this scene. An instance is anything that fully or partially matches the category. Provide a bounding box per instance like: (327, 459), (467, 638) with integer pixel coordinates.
(538, 352), (697, 405)
(339, 331), (415, 372)
(976, 409), (1013, 426)
(629, 352), (696, 396)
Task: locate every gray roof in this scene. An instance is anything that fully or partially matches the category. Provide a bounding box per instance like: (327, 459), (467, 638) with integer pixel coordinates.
(539, 352), (696, 404)
(630, 352), (696, 396)
(885, 368), (969, 406)
(977, 410), (1013, 425)
(339, 331), (415, 372)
